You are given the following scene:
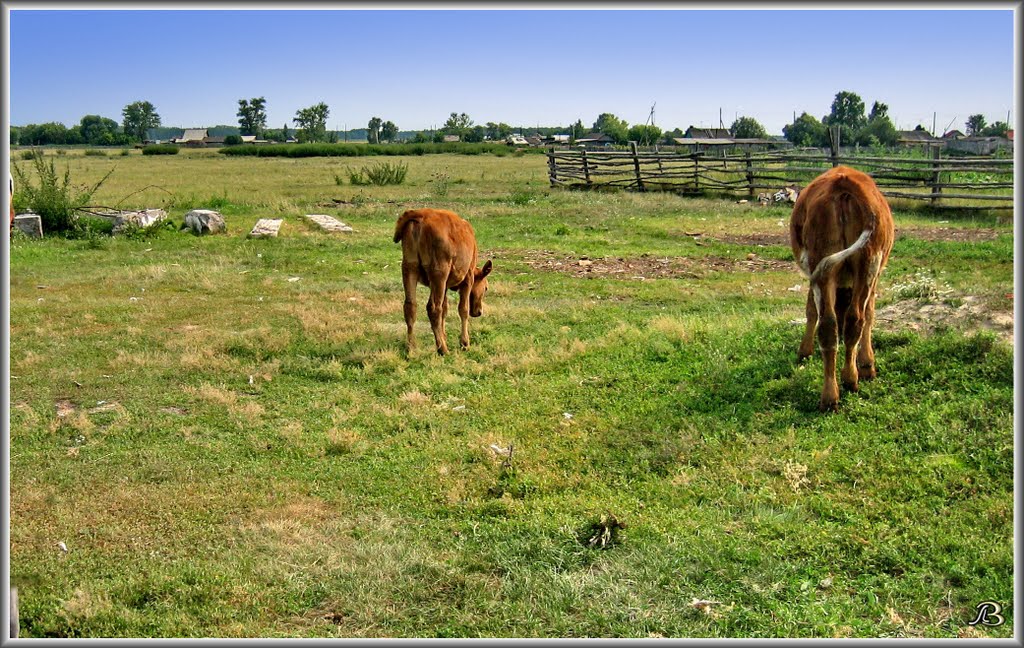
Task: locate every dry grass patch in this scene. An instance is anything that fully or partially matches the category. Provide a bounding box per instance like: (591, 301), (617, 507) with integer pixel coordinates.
(184, 384), (264, 424)
(648, 315), (693, 343)
(291, 304), (365, 345)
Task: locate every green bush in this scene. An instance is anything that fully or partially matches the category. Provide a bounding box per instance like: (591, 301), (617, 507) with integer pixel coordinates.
(142, 144), (180, 156)
(218, 141), (541, 158)
(224, 135), (243, 146)
(83, 149), (107, 157)
(348, 161), (408, 186)
(11, 154), (114, 233)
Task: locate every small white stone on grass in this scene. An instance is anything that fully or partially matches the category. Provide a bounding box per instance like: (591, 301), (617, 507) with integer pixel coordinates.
(248, 218), (283, 238)
(305, 214), (354, 233)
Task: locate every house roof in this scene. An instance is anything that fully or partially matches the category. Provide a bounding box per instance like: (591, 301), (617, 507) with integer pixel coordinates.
(685, 127), (732, 139)
(177, 128), (208, 142)
(897, 130), (943, 142)
(576, 132), (614, 142)
(942, 129), (966, 139)
(240, 135), (257, 143)
(673, 137), (734, 146)
(203, 136), (227, 144)
(442, 134), (461, 142)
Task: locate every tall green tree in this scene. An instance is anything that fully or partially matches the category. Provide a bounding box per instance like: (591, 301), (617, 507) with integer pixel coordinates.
(858, 102), (898, 147)
(121, 100), (161, 143)
(627, 124), (662, 145)
(441, 112), (474, 137)
(981, 121), (1009, 137)
(783, 112), (827, 147)
(569, 119), (585, 143)
(868, 101), (889, 121)
(966, 114), (987, 136)
(293, 102), (330, 142)
(78, 115), (126, 145)
(729, 116), (768, 139)
(463, 125), (486, 143)
(592, 113), (629, 144)
(823, 91), (867, 135)
(380, 120), (398, 143)
(485, 122), (512, 141)
(367, 117), (383, 144)
(236, 97), (268, 137)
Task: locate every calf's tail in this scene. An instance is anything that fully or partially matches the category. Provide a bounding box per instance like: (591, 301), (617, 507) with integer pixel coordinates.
(393, 210), (423, 243)
(809, 174), (878, 283)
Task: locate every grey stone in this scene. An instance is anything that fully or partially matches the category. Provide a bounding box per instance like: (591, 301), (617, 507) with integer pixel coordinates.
(184, 209), (226, 235)
(116, 208), (166, 233)
(13, 213), (42, 238)
(248, 218), (283, 238)
(305, 213), (354, 233)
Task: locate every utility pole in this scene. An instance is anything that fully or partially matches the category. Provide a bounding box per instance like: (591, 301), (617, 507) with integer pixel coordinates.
(932, 112), (936, 137)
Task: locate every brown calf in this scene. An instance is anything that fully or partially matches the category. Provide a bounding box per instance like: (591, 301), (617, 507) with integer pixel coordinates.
(394, 208), (492, 355)
(789, 166), (895, 412)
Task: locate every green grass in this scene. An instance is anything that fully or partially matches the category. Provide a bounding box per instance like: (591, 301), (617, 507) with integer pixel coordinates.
(7, 151), (1014, 638)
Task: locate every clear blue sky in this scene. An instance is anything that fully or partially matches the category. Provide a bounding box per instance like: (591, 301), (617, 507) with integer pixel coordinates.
(8, 8), (1017, 135)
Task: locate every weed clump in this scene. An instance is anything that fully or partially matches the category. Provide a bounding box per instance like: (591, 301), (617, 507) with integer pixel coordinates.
(579, 513), (627, 550)
(347, 161), (409, 186)
(12, 152), (114, 234)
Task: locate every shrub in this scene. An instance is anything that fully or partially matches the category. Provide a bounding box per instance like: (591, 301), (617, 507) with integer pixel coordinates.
(142, 144), (180, 155)
(348, 161), (408, 186)
(12, 154), (114, 233)
(217, 141), (537, 158)
(83, 149), (107, 157)
(224, 134), (243, 146)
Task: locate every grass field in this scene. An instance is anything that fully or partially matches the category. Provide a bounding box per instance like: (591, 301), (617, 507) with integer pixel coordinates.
(7, 149), (1015, 638)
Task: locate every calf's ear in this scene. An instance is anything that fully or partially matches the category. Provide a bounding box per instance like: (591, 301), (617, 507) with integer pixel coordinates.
(480, 260), (493, 278)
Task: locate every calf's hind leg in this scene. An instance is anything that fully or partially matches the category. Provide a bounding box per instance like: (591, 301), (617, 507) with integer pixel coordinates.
(402, 265), (419, 353)
(814, 281), (841, 413)
(797, 291), (818, 361)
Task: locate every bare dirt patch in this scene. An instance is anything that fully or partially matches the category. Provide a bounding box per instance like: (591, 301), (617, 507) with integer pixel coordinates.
(875, 295), (1013, 345)
(691, 226), (1003, 249)
(492, 249), (793, 280)
(894, 226), (1004, 243)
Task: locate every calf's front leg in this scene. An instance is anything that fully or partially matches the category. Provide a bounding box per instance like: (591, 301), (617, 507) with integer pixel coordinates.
(458, 282), (471, 349)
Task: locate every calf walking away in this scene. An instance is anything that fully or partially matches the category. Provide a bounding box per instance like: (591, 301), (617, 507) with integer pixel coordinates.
(789, 166), (895, 412)
(394, 208), (492, 355)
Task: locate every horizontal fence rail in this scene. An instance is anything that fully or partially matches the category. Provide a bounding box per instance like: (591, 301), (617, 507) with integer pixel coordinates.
(546, 145), (1014, 209)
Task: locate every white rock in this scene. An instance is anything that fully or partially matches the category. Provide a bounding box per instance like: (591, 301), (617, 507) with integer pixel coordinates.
(184, 209), (226, 235)
(304, 214), (354, 233)
(248, 218), (283, 238)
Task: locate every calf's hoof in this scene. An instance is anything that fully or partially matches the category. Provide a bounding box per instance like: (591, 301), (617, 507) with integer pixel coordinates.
(842, 380), (859, 393)
(818, 397), (839, 413)
(436, 346), (448, 357)
(858, 364), (877, 381)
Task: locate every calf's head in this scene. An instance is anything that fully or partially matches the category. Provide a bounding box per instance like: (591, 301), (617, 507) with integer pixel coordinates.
(469, 260), (493, 317)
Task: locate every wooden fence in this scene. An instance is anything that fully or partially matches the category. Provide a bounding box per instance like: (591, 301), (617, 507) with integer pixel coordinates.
(546, 142), (1014, 209)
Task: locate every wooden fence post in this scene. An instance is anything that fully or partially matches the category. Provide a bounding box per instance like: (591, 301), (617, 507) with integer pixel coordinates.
(693, 151), (701, 193)
(829, 126), (841, 167)
(930, 145), (942, 207)
(630, 141), (645, 192)
(581, 146), (592, 187)
(745, 152), (754, 197)
(547, 147), (557, 187)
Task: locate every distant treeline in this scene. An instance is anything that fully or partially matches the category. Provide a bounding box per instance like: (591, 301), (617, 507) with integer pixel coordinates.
(218, 142), (546, 157)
